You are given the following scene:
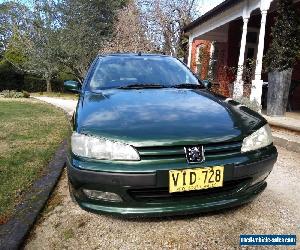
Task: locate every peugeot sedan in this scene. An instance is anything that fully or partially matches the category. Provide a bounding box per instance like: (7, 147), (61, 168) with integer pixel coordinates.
(65, 53), (277, 217)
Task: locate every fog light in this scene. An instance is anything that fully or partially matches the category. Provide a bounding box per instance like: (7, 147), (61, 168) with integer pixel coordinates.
(83, 189), (123, 202)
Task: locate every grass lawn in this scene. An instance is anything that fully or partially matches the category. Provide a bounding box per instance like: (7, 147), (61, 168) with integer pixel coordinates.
(0, 98), (70, 224)
(30, 92), (79, 100)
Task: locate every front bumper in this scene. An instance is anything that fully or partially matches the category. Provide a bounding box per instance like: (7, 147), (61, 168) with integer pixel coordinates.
(67, 145), (277, 217)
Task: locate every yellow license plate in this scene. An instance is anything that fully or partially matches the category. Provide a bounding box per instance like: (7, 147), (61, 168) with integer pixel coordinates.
(169, 166), (224, 193)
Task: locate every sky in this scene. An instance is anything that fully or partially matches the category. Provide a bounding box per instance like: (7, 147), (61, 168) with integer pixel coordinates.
(198, 0), (224, 15)
(0, 0), (225, 15)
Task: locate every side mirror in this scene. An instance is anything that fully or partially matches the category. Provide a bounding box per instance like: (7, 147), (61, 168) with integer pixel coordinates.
(64, 80), (81, 93)
(202, 80), (212, 89)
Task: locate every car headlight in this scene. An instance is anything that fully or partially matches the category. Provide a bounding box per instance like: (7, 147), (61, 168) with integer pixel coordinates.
(71, 132), (140, 161)
(241, 124), (273, 153)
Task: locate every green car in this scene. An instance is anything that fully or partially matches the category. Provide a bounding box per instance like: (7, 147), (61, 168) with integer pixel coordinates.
(66, 53), (277, 217)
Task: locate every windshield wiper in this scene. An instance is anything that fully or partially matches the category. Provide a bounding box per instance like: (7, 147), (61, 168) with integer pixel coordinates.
(117, 83), (204, 89)
(172, 83), (203, 89)
(117, 83), (166, 89)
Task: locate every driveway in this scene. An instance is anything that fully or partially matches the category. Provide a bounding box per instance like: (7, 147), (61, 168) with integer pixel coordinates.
(33, 97), (77, 116)
(25, 98), (300, 249)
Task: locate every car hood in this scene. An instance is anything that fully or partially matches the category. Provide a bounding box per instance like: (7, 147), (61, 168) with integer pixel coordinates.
(75, 89), (266, 147)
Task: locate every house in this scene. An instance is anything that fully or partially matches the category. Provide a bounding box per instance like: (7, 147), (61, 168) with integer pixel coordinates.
(184, 0), (300, 110)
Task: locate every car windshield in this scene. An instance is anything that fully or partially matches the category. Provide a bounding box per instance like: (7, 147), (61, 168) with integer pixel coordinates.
(88, 55), (201, 90)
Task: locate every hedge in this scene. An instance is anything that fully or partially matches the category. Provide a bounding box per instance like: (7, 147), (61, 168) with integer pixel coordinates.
(0, 61), (64, 92)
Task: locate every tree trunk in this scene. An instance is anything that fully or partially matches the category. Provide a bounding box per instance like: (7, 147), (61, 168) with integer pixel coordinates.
(267, 69), (292, 116)
(46, 78), (52, 92)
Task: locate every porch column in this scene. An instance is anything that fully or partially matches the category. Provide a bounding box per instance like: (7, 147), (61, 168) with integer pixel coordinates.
(250, 10), (268, 105)
(233, 17), (249, 99)
(208, 41), (215, 79)
(187, 37), (193, 68)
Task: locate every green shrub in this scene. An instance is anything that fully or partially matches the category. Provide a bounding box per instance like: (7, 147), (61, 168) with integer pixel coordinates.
(0, 69), (64, 92)
(23, 75), (64, 92)
(264, 0), (300, 71)
(0, 61), (24, 91)
(0, 90), (30, 98)
(234, 96), (262, 112)
(22, 91), (30, 98)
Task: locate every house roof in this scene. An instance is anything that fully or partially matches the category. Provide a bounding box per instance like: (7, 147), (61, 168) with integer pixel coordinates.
(184, 0), (242, 33)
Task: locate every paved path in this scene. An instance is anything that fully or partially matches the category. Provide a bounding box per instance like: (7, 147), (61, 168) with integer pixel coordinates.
(263, 111), (300, 133)
(264, 115), (300, 133)
(33, 97), (77, 116)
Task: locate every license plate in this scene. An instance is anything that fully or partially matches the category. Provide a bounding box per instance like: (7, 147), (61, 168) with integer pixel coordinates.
(169, 166), (224, 193)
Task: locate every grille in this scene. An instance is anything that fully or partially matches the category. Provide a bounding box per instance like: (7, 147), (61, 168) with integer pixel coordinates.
(136, 141), (242, 161)
(128, 179), (249, 202)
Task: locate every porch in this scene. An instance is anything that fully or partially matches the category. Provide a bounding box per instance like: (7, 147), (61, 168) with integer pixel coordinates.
(184, 0), (300, 111)
(263, 111), (300, 132)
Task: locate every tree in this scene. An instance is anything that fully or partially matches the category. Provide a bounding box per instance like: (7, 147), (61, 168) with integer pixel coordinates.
(137, 0), (198, 57)
(2, 0), (127, 90)
(5, 1), (60, 92)
(0, 1), (33, 56)
(0, 2), (31, 91)
(54, 0), (128, 82)
(264, 0), (300, 116)
(101, 0), (155, 53)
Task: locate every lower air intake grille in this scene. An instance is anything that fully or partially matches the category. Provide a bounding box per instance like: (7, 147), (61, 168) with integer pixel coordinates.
(128, 179), (249, 202)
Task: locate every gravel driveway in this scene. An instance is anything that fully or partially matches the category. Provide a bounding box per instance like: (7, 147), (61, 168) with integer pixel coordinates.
(33, 97), (77, 116)
(25, 98), (300, 249)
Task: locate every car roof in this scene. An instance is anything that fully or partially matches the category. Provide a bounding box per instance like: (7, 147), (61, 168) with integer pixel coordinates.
(98, 53), (171, 58)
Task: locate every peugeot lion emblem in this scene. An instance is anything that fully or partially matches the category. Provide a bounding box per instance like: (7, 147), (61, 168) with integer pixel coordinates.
(184, 146), (205, 164)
